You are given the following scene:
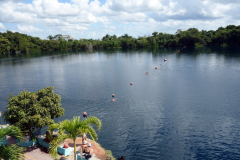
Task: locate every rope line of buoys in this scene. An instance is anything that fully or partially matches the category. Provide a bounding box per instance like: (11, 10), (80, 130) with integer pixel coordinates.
(177, 46), (186, 53)
(81, 48), (186, 118)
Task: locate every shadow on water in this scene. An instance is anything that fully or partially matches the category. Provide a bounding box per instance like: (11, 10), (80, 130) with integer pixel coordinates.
(176, 46), (240, 58)
(1, 46), (239, 60)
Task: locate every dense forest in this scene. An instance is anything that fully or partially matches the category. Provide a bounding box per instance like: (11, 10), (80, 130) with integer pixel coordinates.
(0, 25), (240, 54)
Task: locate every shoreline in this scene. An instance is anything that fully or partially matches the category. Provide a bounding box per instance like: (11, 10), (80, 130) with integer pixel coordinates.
(6, 135), (115, 160)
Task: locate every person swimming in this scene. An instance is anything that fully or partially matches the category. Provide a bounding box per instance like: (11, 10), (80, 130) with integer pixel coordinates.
(145, 72), (149, 75)
(110, 99), (117, 102)
(83, 112), (87, 118)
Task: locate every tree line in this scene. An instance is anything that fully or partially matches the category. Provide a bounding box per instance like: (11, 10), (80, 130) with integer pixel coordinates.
(0, 25), (240, 54)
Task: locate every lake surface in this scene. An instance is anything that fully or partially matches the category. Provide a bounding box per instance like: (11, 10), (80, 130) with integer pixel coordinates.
(1, 47), (240, 160)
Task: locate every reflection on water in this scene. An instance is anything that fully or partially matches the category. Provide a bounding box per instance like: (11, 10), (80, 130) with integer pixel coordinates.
(0, 47), (240, 159)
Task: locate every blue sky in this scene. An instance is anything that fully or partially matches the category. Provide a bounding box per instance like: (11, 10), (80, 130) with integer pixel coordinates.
(0, 0), (239, 40)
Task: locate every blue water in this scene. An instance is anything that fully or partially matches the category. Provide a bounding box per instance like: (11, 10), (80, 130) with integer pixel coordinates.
(1, 47), (240, 159)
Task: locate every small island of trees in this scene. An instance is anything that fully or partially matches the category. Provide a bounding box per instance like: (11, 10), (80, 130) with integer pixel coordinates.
(0, 25), (240, 54)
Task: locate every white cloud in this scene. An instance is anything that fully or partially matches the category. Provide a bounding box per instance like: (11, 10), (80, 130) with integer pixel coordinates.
(71, 0), (90, 9)
(0, 23), (6, 29)
(89, 0), (102, 14)
(116, 12), (148, 22)
(102, 0), (163, 13)
(57, 25), (89, 32)
(17, 25), (43, 32)
(0, 0), (240, 39)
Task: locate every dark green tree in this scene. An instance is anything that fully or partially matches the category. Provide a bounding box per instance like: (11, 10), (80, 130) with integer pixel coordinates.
(152, 31), (158, 37)
(3, 87), (65, 136)
(47, 35), (54, 40)
(0, 35), (11, 54)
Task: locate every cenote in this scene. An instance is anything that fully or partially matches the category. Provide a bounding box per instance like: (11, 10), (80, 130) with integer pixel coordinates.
(1, 47), (240, 160)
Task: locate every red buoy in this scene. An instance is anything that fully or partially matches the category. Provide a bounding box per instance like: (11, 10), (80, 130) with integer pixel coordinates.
(63, 144), (69, 148)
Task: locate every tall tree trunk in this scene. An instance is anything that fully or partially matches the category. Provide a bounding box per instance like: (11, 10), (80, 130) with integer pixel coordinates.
(74, 139), (76, 160)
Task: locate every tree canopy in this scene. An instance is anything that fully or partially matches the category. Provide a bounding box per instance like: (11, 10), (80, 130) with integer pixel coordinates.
(1, 24), (240, 54)
(3, 86), (65, 135)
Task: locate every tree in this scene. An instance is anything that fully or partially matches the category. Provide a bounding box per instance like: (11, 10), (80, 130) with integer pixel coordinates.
(0, 35), (11, 54)
(226, 25), (236, 31)
(3, 87), (65, 136)
(0, 125), (25, 160)
(53, 34), (63, 41)
(102, 34), (110, 41)
(48, 116), (102, 160)
(47, 35), (54, 40)
(152, 32), (158, 37)
(59, 39), (67, 50)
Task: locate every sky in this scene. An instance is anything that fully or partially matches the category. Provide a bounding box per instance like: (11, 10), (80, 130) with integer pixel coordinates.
(0, 0), (239, 40)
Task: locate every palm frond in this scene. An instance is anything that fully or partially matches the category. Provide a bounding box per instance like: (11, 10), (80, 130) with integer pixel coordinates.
(82, 116), (102, 131)
(82, 125), (98, 141)
(0, 144), (25, 160)
(0, 125), (23, 142)
(48, 132), (70, 160)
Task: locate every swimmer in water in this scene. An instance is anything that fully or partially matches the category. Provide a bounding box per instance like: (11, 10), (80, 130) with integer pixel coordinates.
(110, 99), (117, 102)
(145, 72), (149, 75)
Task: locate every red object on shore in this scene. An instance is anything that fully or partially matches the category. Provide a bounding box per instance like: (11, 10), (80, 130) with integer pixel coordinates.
(63, 144), (69, 148)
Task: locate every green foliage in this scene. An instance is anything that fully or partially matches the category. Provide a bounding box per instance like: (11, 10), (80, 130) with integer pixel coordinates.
(47, 35), (54, 40)
(152, 31), (158, 37)
(1, 24), (240, 54)
(48, 116), (102, 160)
(0, 144), (25, 160)
(0, 125), (25, 160)
(0, 35), (11, 54)
(3, 86), (65, 135)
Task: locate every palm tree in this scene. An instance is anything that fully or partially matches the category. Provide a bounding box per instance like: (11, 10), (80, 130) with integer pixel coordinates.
(0, 125), (25, 160)
(48, 116), (102, 160)
(47, 35), (54, 40)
